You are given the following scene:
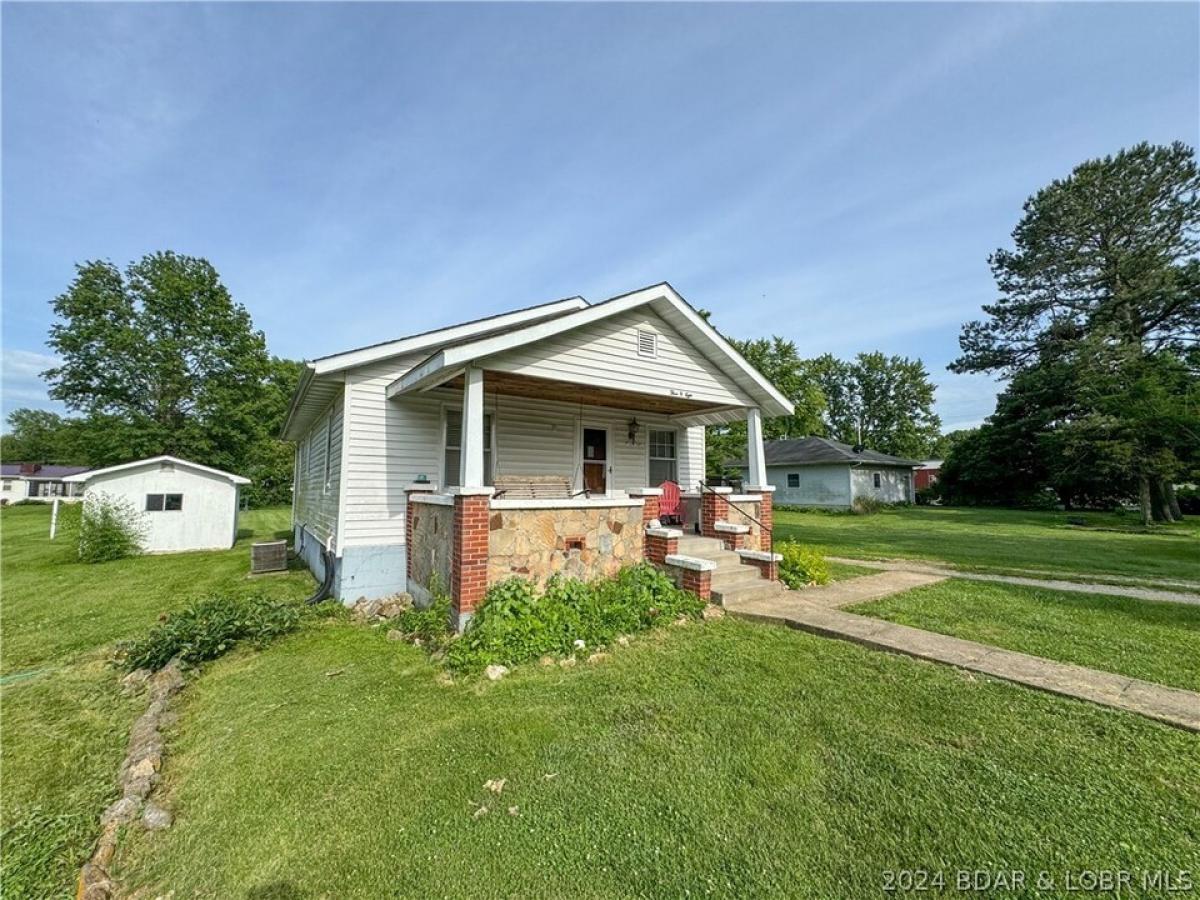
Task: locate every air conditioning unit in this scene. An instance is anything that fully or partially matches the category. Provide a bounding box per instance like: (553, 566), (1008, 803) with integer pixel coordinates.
(250, 540), (288, 574)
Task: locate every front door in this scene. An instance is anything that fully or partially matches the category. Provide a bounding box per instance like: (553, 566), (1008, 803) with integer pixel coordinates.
(582, 428), (607, 494)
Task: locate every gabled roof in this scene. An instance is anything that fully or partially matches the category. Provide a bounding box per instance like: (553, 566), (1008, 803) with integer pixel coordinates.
(730, 436), (921, 468)
(281, 296), (589, 440)
(1, 463), (91, 479)
(283, 282), (794, 439)
(63, 456), (251, 485)
(386, 283), (793, 417)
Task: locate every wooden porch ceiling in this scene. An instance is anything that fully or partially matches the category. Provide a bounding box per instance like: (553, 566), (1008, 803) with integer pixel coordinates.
(444, 369), (721, 416)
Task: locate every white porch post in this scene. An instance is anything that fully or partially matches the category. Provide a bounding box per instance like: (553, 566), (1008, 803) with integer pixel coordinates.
(460, 365), (486, 488)
(746, 407), (767, 488)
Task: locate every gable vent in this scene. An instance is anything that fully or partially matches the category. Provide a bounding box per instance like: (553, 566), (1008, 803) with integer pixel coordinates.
(637, 330), (658, 358)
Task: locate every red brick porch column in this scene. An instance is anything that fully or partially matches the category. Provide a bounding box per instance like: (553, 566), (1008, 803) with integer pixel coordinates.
(645, 527), (681, 565)
(404, 483), (438, 583)
(700, 486), (732, 539)
(450, 488), (493, 630)
(629, 487), (663, 560)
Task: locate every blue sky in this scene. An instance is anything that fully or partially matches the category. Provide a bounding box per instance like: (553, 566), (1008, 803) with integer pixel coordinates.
(3, 2), (1197, 430)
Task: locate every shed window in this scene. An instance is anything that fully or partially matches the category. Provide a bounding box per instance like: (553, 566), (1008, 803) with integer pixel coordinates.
(787, 473), (800, 488)
(637, 330), (658, 359)
(648, 429), (677, 484)
(146, 493), (183, 512)
(873, 472), (882, 489)
(443, 410), (493, 487)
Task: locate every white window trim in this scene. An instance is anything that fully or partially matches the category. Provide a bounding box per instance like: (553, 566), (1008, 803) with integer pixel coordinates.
(440, 404), (496, 489)
(577, 422), (613, 497)
(647, 426), (678, 485)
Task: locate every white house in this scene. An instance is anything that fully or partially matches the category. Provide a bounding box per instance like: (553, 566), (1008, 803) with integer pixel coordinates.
(64, 456), (250, 553)
(1, 463), (91, 503)
(281, 283), (795, 628)
(733, 436), (918, 508)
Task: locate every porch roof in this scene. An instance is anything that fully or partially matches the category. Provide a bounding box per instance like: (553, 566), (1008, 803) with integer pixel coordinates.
(385, 283), (793, 421)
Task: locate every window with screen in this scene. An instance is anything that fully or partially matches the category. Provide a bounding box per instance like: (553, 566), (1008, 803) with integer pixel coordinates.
(443, 410), (493, 487)
(648, 429), (677, 484)
(146, 493), (183, 511)
(146, 494), (164, 511)
(787, 473), (800, 488)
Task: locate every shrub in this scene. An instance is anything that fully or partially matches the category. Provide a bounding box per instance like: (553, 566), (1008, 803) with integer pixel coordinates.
(393, 579), (454, 651)
(446, 563), (704, 674)
(778, 540), (830, 589)
(851, 496), (885, 516)
(73, 491), (146, 563)
(120, 592), (305, 671)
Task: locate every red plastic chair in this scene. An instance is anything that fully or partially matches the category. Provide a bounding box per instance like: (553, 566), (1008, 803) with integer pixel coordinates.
(658, 480), (682, 525)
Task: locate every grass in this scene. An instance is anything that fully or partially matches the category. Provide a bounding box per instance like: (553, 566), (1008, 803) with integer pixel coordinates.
(773, 506), (1200, 584)
(114, 620), (1199, 898)
(0, 504), (312, 899)
(849, 579), (1200, 693)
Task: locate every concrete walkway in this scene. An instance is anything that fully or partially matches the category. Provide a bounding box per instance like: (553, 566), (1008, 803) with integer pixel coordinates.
(828, 557), (1200, 606)
(726, 590), (1200, 732)
(806, 570), (946, 608)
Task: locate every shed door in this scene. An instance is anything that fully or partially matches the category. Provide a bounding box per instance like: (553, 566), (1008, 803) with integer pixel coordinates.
(582, 428), (607, 494)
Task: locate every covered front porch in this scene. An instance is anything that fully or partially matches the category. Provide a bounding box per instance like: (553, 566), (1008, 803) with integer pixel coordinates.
(395, 363), (778, 629)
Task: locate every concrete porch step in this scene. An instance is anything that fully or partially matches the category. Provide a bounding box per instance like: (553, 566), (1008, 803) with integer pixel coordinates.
(710, 568), (770, 590)
(712, 579), (786, 606)
(676, 535), (726, 556)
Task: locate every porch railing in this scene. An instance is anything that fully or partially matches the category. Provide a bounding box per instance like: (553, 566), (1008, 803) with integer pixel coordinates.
(698, 480), (773, 558)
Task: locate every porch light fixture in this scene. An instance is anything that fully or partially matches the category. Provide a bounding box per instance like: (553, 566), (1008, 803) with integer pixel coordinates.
(627, 418), (641, 445)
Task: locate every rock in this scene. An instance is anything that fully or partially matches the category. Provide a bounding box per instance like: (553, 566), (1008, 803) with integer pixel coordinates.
(121, 669), (152, 693)
(543, 772), (558, 781)
(123, 775), (154, 800)
(472, 804), (489, 819)
(702, 604), (726, 620)
(615, 636), (631, 647)
(507, 805), (520, 817)
(127, 757), (158, 783)
(587, 652), (610, 665)
(142, 801), (173, 831)
(538, 655), (556, 667)
(386, 629), (404, 641)
(572, 639), (586, 651)
(484, 777), (507, 794)
(558, 657), (577, 669)
(435, 671), (454, 686)
(100, 797), (141, 827)
(149, 662), (185, 699)
(671, 615), (690, 627)
(485, 664), (510, 681)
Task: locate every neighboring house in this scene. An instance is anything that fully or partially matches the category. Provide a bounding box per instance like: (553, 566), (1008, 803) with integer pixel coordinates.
(281, 283), (794, 628)
(731, 437), (919, 508)
(914, 459), (943, 492)
(0, 463), (91, 504)
(64, 456), (250, 553)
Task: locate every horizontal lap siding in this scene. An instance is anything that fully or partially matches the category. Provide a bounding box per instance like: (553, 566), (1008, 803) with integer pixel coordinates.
(678, 426), (706, 492)
(766, 465), (850, 508)
(342, 358), (440, 548)
(484, 309), (754, 408)
(294, 393), (343, 544)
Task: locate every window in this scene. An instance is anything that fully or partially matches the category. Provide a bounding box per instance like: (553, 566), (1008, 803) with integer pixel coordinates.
(648, 429), (677, 484)
(872, 472), (882, 489)
(787, 473), (800, 488)
(146, 493), (183, 512)
(637, 330), (658, 359)
(323, 410), (335, 494)
(146, 494), (164, 511)
(443, 410), (493, 487)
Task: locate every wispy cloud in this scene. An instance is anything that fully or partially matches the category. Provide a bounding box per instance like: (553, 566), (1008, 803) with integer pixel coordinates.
(1, 349), (61, 419)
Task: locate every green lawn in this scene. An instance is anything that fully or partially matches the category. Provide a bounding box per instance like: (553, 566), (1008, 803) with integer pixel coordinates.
(0, 504), (312, 899)
(113, 621), (1199, 898)
(774, 505), (1200, 583)
(850, 579), (1200, 693)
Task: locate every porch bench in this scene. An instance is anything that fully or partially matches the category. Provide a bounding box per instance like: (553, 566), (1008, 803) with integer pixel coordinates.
(492, 474), (575, 500)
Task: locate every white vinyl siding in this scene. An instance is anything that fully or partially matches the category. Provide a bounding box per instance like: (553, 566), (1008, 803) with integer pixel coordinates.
(294, 393), (343, 546)
(851, 467), (913, 504)
(482, 309), (755, 408)
(442, 410), (494, 488)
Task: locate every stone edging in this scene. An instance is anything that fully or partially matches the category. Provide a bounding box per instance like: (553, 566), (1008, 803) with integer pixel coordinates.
(77, 659), (185, 900)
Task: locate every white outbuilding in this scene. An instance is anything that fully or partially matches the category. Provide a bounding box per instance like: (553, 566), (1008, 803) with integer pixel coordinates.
(64, 456), (250, 553)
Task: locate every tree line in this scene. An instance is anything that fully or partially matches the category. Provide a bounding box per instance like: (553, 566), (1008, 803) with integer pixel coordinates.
(1, 252), (300, 506)
(937, 142), (1198, 523)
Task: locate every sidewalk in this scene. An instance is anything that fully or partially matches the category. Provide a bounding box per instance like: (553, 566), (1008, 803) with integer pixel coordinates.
(725, 589), (1200, 732)
(827, 557), (1200, 606)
